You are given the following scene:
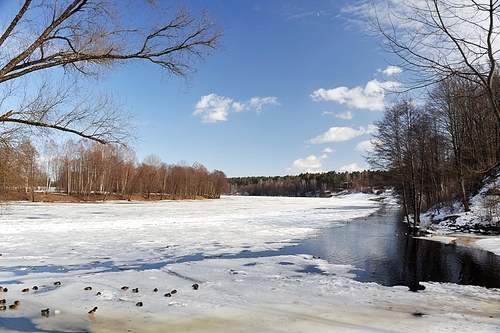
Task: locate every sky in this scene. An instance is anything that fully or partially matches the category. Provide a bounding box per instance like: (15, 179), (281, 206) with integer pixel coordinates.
(93, 0), (405, 177)
(0, 0), (408, 178)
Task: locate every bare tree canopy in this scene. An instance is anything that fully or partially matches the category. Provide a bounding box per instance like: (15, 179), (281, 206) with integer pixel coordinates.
(0, 0), (222, 144)
(365, 0), (500, 170)
(367, 0), (500, 89)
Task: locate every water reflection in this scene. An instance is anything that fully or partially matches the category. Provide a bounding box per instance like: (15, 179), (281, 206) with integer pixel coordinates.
(301, 205), (500, 288)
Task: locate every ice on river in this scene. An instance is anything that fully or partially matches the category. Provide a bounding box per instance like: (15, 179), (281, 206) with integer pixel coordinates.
(0, 195), (499, 332)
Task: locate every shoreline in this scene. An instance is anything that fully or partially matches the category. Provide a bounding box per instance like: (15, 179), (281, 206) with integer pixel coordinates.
(414, 231), (500, 257)
(415, 233), (485, 246)
(0, 192), (214, 203)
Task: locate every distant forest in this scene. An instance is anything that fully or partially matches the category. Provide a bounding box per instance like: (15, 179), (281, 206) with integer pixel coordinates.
(228, 170), (390, 197)
(0, 136), (393, 202)
(0, 139), (228, 201)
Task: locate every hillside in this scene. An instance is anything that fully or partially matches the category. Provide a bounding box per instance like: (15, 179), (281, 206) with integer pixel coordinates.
(422, 172), (500, 236)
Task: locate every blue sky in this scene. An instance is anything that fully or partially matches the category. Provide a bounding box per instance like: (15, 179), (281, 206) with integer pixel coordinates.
(103, 1), (402, 177)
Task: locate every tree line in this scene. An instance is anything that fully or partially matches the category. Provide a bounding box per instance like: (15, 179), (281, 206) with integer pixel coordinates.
(228, 170), (390, 197)
(369, 76), (500, 228)
(0, 139), (228, 201)
(365, 1), (500, 229)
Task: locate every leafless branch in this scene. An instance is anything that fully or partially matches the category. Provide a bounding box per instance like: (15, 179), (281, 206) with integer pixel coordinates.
(367, 0), (500, 124)
(0, 0), (222, 144)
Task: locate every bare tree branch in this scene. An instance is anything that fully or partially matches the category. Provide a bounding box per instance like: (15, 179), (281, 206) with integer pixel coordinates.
(0, 1), (222, 83)
(367, 0), (500, 127)
(0, 0), (32, 48)
(0, 0), (223, 144)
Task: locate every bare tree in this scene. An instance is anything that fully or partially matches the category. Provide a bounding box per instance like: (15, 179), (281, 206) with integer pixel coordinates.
(368, 1), (500, 129)
(139, 154), (162, 199)
(18, 140), (39, 201)
(0, 0), (222, 144)
(40, 139), (59, 194)
(369, 99), (429, 229)
(209, 170), (228, 199)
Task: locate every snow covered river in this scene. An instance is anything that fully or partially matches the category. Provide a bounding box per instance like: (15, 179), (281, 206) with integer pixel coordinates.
(0, 195), (499, 332)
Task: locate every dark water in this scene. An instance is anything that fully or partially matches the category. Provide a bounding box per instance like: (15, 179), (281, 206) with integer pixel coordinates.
(295, 205), (500, 288)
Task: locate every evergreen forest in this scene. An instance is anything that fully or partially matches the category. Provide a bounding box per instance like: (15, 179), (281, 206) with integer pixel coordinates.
(228, 170), (390, 197)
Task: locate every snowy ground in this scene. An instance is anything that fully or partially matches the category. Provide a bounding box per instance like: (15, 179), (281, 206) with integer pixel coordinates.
(0, 195), (499, 332)
(420, 177), (500, 257)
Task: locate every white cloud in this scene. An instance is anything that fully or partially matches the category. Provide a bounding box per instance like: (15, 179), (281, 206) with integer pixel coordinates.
(193, 93), (233, 123)
(321, 110), (335, 116)
(290, 154), (327, 173)
(310, 79), (400, 111)
(232, 101), (246, 113)
(309, 125), (377, 144)
(310, 127), (362, 144)
(248, 96), (279, 114)
(355, 140), (375, 152)
(382, 65), (402, 76)
(340, 163), (362, 172)
(335, 111), (354, 120)
(193, 94), (279, 123)
(323, 147), (334, 153)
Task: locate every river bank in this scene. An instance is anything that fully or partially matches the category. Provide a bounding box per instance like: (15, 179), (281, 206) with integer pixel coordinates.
(416, 232), (500, 259)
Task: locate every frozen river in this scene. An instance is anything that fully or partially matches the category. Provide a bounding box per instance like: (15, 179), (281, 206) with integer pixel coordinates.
(0, 195), (499, 332)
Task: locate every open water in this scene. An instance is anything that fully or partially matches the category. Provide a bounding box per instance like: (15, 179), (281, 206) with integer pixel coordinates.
(295, 205), (500, 288)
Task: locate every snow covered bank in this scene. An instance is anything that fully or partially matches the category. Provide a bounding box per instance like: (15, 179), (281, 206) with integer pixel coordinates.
(419, 176), (500, 256)
(0, 195), (499, 332)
